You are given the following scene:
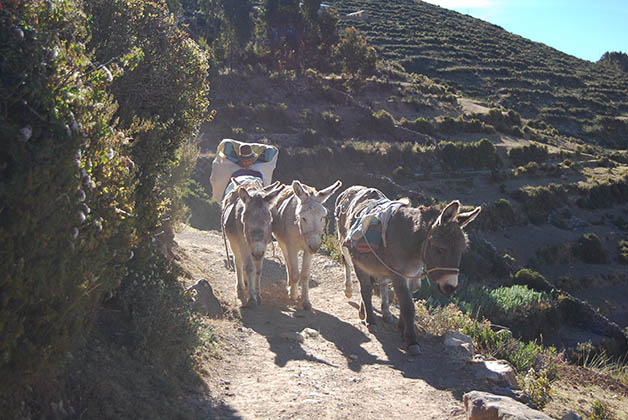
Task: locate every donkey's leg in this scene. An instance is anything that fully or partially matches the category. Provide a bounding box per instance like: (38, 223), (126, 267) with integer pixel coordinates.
(340, 245), (353, 298)
(253, 256), (264, 305)
(380, 279), (394, 324)
(391, 277), (420, 355)
(354, 267), (377, 330)
(279, 241), (300, 301)
(229, 240), (247, 305)
(244, 254), (259, 307)
(300, 250), (313, 311)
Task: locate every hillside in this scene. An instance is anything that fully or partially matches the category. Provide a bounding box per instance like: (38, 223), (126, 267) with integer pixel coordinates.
(330, 0), (628, 147)
(192, 0), (628, 364)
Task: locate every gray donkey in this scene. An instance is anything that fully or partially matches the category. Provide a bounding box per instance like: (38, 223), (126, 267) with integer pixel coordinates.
(222, 177), (283, 307)
(271, 180), (342, 310)
(335, 185), (481, 355)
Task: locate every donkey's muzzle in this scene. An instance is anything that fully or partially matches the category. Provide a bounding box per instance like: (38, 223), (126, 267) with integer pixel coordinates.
(308, 244), (320, 253)
(252, 250), (265, 260)
(439, 283), (457, 297)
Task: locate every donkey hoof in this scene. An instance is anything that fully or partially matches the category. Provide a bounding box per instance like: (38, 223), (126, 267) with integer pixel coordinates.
(383, 313), (395, 324)
(358, 303), (366, 320)
(302, 301), (312, 311)
(344, 288), (352, 299)
(245, 296), (259, 308)
(237, 288), (247, 303)
(407, 344), (421, 356)
(367, 323), (378, 333)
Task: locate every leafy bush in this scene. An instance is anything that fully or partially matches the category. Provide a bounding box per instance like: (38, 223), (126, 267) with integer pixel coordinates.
(518, 368), (552, 409)
(512, 269), (555, 293)
(491, 285), (551, 313)
(619, 236), (628, 264)
(334, 27), (377, 76)
(320, 230), (342, 263)
(0, 0), (136, 389)
(508, 143), (549, 166)
(0, 0), (211, 397)
(511, 183), (569, 224)
(182, 180), (222, 230)
(438, 138), (500, 170)
(399, 116), (435, 135)
(370, 109), (396, 132)
(572, 233), (608, 264)
(590, 400), (615, 420)
(473, 198), (518, 230)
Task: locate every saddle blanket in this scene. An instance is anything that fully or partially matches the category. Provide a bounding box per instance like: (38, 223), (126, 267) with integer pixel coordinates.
(344, 198), (405, 252)
(222, 175), (263, 203)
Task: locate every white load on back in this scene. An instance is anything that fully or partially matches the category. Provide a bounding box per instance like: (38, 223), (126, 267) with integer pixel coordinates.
(209, 139), (279, 202)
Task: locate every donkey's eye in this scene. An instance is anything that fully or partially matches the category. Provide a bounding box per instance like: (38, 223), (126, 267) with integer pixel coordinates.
(434, 246), (446, 255)
(302, 217), (307, 223)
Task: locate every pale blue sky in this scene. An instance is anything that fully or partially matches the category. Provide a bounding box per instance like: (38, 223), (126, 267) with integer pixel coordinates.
(422, 0), (628, 62)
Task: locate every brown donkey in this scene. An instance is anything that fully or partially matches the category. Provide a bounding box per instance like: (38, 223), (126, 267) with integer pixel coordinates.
(335, 185), (481, 355)
(222, 176), (282, 307)
(271, 180), (342, 310)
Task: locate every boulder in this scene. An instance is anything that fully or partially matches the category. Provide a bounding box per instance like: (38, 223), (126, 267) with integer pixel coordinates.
(464, 391), (554, 420)
(187, 279), (223, 318)
(474, 360), (519, 390)
(444, 331), (474, 361)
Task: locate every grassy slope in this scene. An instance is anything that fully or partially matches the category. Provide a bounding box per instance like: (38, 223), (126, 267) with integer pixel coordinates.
(330, 0), (628, 146)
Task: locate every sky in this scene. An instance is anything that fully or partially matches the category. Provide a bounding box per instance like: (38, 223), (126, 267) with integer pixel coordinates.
(421, 0), (628, 62)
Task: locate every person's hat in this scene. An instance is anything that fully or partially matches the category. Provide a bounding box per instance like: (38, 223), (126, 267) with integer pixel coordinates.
(238, 144), (255, 160)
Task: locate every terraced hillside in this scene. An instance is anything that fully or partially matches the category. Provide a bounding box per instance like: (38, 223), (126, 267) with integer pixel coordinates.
(330, 0), (628, 147)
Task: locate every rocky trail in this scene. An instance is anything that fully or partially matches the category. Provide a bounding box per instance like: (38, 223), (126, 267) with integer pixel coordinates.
(175, 227), (540, 420)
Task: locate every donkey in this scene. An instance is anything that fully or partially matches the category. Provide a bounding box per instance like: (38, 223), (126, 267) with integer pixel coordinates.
(335, 185), (481, 355)
(222, 177), (283, 307)
(271, 180), (342, 310)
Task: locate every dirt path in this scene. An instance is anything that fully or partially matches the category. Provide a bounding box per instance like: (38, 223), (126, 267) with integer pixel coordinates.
(176, 226), (480, 420)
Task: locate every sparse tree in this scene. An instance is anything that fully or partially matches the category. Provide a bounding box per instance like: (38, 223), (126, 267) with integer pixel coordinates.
(335, 26), (377, 76)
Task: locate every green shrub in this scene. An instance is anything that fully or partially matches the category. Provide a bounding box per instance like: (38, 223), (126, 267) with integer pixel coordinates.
(0, 0), (136, 389)
(182, 180), (221, 230)
(392, 165), (412, 182)
(512, 269), (554, 293)
(334, 27), (377, 76)
(400, 116), (435, 135)
(320, 231), (342, 263)
(473, 198), (518, 230)
(508, 143), (549, 166)
(491, 285), (551, 313)
(0, 0), (210, 397)
(590, 399), (615, 420)
(619, 237), (628, 264)
(511, 183), (569, 223)
(518, 368), (552, 409)
(437, 138), (499, 170)
(572, 233), (608, 264)
(371, 109), (396, 132)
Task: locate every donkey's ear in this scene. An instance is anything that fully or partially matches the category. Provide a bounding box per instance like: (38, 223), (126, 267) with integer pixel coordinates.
(238, 186), (251, 203)
(263, 180), (281, 192)
(231, 176), (242, 186)
(317, 180), (342, 203)
(457, 206), (481, 228)
(438, 200), (460, 224)
(292, 180), (309, 201)
(263, 185), (283, 206)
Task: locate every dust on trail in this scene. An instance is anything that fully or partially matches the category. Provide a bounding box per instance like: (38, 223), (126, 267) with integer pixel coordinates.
(177, 226), (478, 420)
